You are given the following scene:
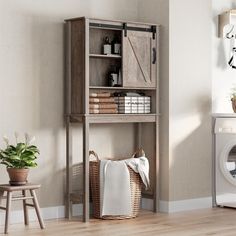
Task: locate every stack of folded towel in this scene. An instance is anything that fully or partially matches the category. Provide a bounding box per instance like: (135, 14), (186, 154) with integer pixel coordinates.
(89, 92), (118, 114)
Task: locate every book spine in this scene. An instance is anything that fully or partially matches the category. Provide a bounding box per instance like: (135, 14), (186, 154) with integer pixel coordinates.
(89, 98), (115, 103)
(89, 104), (118, 109)
(89, 109), (118, 114)
(90, 92), (111, 98)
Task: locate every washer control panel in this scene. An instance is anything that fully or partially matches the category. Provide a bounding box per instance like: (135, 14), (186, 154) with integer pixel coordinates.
(215, 118), (236, 134)
(218, 127), (236, 133)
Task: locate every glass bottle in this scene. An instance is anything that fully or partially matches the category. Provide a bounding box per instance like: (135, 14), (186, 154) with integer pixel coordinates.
(103, 37), (111, 55)
(112, 36), (121, 55)
(108, 65), (119, 87)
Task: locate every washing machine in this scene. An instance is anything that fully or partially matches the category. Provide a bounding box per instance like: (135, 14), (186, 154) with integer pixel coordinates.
(214, 117), (236, 208)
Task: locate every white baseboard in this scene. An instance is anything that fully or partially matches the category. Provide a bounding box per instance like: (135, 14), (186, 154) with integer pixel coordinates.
(141, 198), (154, 211)
(0, 204), (83, 226)
(159, 200), (169, 212)
(166, 197), (212, 213)
(0, 197), (212, 225)
(142, 197), (212, 213)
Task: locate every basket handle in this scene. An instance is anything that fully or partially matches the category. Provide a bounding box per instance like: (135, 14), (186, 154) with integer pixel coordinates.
(132, 148), (145, 158)
(89, 150), (99, 161)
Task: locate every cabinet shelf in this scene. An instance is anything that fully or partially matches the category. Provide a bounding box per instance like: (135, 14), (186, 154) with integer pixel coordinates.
(70, 114), (157, 124)
(89, 54), (121, 59)
(89, 114), (157, 123)
(89, 86), (156, 90)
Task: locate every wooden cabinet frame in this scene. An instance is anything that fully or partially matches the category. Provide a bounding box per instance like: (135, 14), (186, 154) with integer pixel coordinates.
(65, 17), (160, 222)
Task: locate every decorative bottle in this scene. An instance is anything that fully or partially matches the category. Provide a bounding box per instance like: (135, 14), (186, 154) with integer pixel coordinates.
(103, 37), (111, 55)
(108, 65), (119, 87)
(112, 36), (121, 54)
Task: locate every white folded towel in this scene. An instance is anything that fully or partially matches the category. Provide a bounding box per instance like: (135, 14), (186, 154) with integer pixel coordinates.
(100, 160), (132, 216)
(125, 156), (150, 189)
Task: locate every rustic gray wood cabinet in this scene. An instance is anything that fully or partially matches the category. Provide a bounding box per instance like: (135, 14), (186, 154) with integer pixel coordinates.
(64, 17), (160, 222)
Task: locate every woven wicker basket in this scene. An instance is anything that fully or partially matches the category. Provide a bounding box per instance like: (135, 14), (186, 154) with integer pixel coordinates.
(89, 150), (142, 220)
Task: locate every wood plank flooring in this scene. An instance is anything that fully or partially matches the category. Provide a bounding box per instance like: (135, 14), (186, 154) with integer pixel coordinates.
(1, 208), (236, 236)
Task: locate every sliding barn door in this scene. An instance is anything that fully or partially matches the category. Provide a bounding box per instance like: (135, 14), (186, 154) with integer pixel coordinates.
(122, 30), (157, 88)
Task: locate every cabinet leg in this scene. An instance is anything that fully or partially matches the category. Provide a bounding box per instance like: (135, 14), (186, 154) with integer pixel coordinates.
(83, 117), (90, 222)
(66, 119), (73, 219)
(136, 123), (142, 149)
(154, 120), (160, 212)
(30, 190), (45, 229)
(22, 190), (29, 225)
(5, 192), (12, 234)
(0, 190), (4, 205)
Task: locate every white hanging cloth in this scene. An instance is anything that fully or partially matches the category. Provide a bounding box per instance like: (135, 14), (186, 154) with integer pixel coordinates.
(100, 160), (132, 216)
(125, 156), (150, 190)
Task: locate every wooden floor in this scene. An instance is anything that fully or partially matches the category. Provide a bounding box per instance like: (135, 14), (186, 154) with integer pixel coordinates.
(2, 208), (236, 235)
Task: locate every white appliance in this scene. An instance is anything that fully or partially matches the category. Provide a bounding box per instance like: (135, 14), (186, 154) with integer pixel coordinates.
(214, 117), (236, 208)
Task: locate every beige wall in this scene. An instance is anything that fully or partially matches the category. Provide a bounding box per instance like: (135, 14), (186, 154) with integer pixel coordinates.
(212, 0), (236, 113)
(138, 0), (170, 201)
(0, 0), (138, 208)
(169, 0), (212, 201)
(138, 0), (212, 202)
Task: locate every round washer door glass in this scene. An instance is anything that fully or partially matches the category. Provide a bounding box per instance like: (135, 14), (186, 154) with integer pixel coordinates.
(227, 146), (236, 178)
(220, 144), (236, 186)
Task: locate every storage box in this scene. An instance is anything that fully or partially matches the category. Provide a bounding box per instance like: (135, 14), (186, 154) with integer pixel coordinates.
(115, 96), (151, 114)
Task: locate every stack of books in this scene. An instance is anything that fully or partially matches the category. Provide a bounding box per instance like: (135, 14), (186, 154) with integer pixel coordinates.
(114, 95), (151, 114)
(89, 92), (118, 114)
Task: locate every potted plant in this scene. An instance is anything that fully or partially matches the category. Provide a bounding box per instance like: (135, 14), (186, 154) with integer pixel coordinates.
(0, 133), (39, 186)
(231, 87), (236, 113)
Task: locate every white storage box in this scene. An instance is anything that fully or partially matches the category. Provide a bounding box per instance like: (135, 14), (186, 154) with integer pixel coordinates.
(115, 96), (151, 114)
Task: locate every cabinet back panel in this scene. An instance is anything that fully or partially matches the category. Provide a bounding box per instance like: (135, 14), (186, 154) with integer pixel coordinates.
(144, 90), (156, 113)
(89, 28), (121, 55)
(89, 58), (121, 86)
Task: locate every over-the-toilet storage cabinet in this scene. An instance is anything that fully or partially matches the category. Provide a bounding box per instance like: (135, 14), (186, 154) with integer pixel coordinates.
(65, 17), (160, 222)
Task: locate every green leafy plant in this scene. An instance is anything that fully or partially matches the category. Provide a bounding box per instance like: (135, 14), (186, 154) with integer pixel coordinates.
(0, 133), (39, 169)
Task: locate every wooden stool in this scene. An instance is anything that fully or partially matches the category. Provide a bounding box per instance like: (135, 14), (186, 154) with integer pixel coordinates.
(0, 184), (45, 234)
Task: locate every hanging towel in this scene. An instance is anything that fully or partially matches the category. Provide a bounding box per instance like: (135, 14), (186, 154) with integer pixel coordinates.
(100, 160), (132, 216)
(100, 160), (110, 214)
(125, 156), (150, 189)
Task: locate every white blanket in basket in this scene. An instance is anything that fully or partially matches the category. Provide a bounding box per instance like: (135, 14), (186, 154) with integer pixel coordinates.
(125, 156), (150, 189)
(100, 160), (132, 216)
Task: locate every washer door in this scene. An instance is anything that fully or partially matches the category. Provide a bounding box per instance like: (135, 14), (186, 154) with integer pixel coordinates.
(220, 140), (236, 186)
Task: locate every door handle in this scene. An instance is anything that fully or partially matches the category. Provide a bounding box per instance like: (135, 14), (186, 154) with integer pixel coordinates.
(152, 47), (156, 64)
